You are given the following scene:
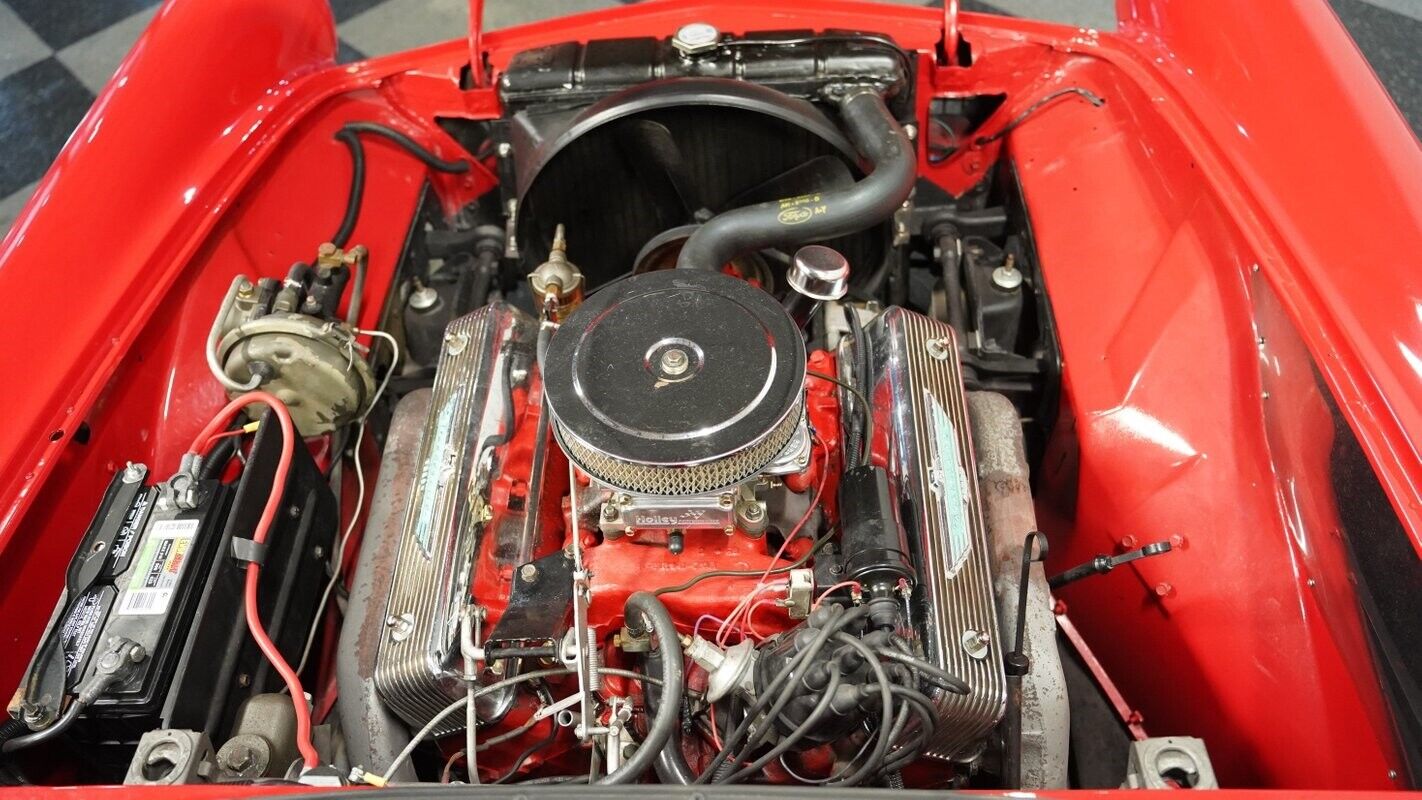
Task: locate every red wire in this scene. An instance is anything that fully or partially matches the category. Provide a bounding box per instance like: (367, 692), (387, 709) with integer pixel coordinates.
(717, 437), (830, 646)
(742, 598), (781, 640)
(813, 580), (862, 609)
(190, 391), (320, 770)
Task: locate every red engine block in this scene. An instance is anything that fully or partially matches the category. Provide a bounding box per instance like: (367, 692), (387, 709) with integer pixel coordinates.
(451, 349), (844, 781)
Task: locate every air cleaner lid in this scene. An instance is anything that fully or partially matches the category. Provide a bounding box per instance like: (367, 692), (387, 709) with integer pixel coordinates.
(543, 270), (805, 493)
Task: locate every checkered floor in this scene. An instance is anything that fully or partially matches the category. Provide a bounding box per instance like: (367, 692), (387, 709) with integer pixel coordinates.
(1, 0), (1418, 236)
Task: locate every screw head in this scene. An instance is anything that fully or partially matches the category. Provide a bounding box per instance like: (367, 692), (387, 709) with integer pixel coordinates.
(960, 628), (991, 660)
(991, 264), (1024, 291)
(659, 348), (689, 376)
(520, 563), (539, 582)
(672, 22), (720, 56)
(601, 504), (619, 521)
(409, 285), (440, 311)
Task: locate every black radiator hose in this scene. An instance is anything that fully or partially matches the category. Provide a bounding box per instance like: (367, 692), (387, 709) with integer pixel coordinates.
(676, 91), (915, 271)
(599, 592), (684, 785)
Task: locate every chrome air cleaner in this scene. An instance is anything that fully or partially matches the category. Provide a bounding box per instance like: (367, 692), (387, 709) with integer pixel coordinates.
(542, 270), (805, 496)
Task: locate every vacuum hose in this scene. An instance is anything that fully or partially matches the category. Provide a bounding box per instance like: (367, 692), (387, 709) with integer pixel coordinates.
(599, 592), (684, 784)
(676, 91), (915, 271)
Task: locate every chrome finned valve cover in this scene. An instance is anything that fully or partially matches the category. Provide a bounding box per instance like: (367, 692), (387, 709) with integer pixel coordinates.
(542, 270), (806, 496)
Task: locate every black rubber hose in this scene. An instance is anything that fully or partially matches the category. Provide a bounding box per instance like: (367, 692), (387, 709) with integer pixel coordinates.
(330, 122), (471, 249)
(484, 645), (557, 660)
(676, 91), (915, 271)
(644, 649), (695, 785)
(331, 128), (366, 249)
(0, 719), (27, 752)
(598, 592), (683, 785)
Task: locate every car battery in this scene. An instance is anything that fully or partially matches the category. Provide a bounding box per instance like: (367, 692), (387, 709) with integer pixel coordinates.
(11, 410), (336, 765)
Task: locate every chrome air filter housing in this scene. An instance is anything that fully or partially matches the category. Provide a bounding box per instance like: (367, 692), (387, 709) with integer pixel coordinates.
(543, 270), (805, 496)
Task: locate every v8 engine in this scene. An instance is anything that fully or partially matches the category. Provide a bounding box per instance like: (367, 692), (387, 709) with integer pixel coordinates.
(5, 19), (1224, 793)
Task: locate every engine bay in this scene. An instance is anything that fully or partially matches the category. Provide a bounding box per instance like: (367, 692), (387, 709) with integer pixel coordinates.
(4, 8), (1408, 791)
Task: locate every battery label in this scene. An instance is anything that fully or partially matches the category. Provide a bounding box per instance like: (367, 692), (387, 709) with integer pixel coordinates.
(60, 586), (114, 683)
(116, 519), (198, 616)
(105, 488), (151, 578)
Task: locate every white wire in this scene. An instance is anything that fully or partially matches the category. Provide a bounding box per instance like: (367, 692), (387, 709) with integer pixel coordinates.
(292, 327), (399, 677)
(380, 668), (574, 782)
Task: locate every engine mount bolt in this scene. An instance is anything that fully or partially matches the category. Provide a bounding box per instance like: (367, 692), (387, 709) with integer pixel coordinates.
(520, 563), (539, 582)
(672, 22), (721, 57)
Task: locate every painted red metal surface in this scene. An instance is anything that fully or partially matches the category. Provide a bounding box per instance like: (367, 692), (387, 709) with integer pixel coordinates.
(0, 0), (1413, 793)
(1056, 603), (1148, 742)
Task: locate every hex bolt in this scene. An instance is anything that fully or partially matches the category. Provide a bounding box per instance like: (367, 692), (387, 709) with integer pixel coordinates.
(659, 348), (690, 376)
(601, 504), (619, 521)
(121, 462), (146, 484)
(672, 22), (721, 56)
(520, 563), (539, 583)
(225, 744), (254, 772)
(991, 255), (1024, 291)
(961, 628), (991, 660)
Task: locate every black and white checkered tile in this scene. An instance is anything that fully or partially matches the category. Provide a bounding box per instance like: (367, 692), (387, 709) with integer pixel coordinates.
(1, 0), (1418, 235)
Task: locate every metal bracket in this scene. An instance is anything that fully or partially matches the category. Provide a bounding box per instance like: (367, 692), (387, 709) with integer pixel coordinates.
(566, 461), (598, 742)
(1048, 539), (1171, 590)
